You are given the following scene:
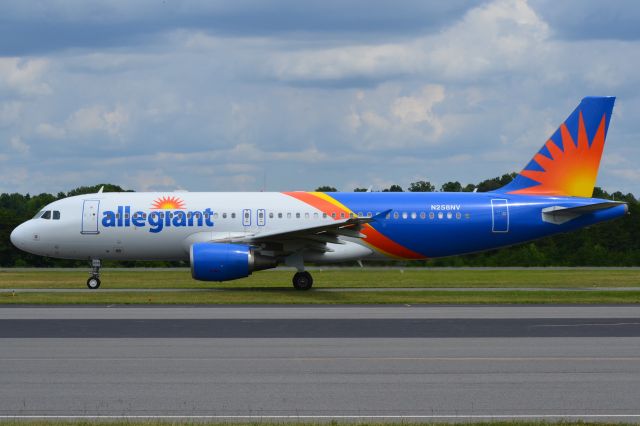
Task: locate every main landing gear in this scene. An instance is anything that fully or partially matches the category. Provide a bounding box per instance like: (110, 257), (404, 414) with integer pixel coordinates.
(292, 271), (313, 291)
(87, 259), (101, 289)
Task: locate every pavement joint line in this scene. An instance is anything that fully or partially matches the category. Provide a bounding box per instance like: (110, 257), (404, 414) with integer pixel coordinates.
(2, 414), (640, 419)
(2, 356), (640, 361)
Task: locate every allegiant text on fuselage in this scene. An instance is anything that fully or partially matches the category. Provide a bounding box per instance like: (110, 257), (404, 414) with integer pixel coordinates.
(101, 206), (214, 233)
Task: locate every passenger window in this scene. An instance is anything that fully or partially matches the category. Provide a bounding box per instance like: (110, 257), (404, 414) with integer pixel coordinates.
(296, 212), (301, 219)
(410, 212), (416, 219)
(53, 211), (61, 220)
(331, 212), (336, 219)
(323, 213), (327, 218)
(278, 213), (283, 219)
(287, 213), (292, 219)
(420, 212), (426, 219)
(367, 212), (372, 217)
(447, 212), (452, 219)
(305, 212), (310, 219)
(340, 212), (345, 219)
(437, 212), (443, 219)
(402, 212), (407, 219)
(456, 212), (461, 219)
(223, 213), (227, 219)
(429, 212), (435, 220)
(314, 212), (319, 219)
(213, 213), (219, 219)
(393, 212), (399, 219)
(269, 212), (274, 219)
(41, 210), (51, 220)
(231, 213), (236, 219)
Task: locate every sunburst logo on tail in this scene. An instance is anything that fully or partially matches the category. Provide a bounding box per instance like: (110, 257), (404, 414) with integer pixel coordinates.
(151, 196), (186, 210)
(509, 112), (607, 198)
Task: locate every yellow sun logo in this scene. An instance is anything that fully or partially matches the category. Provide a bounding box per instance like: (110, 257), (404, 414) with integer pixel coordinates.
(509, 112), (607, 198)
(151, 196), (186, 210)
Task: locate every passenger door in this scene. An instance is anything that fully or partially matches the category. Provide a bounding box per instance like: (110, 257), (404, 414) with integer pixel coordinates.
(81, 200), (100, 234)
(491, 199), (509, 233)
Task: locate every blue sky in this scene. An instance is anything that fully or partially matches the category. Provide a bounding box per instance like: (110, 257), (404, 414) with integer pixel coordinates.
(1, 0), (639, 194)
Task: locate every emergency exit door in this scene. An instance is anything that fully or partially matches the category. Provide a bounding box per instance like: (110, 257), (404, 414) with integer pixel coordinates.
(242, 209), (251, 227)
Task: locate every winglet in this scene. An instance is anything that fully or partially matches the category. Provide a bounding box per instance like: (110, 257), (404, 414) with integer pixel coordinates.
(97, 186), (104, 194)
(373, 209), (392, 220)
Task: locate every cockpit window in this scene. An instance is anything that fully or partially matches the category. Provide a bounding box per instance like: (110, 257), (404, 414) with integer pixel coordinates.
(41, 210), (51, 220)
(53, 211), (60, 220)
(33, 210), (45, 219)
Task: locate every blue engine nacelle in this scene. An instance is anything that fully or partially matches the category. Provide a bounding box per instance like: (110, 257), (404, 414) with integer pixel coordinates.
(190, 243), (277, 281)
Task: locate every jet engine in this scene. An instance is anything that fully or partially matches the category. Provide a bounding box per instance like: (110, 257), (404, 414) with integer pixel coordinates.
(190, 242), (276, 281)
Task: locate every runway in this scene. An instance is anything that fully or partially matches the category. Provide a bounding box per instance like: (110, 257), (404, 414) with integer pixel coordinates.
(1, 305), (640, 421)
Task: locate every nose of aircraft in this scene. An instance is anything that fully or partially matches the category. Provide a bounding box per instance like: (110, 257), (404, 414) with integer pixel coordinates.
(10, 223), (28, 251)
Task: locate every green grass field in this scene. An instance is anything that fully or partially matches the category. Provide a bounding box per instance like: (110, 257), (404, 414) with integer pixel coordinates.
(1, 268), (639, 289)
(0, 268), (639, 305)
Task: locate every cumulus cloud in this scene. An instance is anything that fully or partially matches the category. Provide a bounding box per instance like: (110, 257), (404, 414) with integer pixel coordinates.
(36, 105), (130, 141)
(0, 58), (51, 96)
(346, 84), (447, 149)
(9, 136), (30, 155)
(267, 0), (548, 85)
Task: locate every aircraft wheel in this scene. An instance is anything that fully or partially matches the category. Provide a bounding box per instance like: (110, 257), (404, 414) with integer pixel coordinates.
(292, 271), (313, 290)
(87, 277), (101, 290)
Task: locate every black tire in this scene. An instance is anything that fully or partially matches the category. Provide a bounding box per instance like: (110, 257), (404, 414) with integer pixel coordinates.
(87, 277), (101, 289)
(292, 271), (313, 290)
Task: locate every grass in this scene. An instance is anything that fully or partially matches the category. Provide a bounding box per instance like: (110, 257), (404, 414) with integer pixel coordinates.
(2, 289), (640, 305)
(0, 268), (639, 289)
(0, 268), (639, 305)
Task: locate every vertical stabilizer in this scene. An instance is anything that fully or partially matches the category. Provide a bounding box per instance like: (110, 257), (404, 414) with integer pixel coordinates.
(500, 97), (615, 198)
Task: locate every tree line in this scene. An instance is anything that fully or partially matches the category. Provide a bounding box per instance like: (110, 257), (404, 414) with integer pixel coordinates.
(1, 177), (638, 267)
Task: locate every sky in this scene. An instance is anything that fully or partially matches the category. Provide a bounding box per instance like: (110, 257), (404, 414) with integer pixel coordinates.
(1, 0), (639, 195)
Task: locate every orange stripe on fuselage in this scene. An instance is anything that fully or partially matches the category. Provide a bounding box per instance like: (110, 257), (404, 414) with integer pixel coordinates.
(282, 191), (425, 260)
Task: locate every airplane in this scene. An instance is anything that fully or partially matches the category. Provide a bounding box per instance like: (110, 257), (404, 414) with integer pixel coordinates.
(10, 96), (628, 290)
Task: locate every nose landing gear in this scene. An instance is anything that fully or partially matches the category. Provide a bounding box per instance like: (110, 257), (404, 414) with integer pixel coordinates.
(87, 259), (101, 289)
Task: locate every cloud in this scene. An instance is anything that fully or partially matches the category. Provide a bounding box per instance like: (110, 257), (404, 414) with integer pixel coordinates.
(0, 1), (477, 55)
(346, 84), (447, 149)
(67, 105), (129, 138)
(0, 102), (22, 127)
(266, 0), (548, 86)
(530, 0), (640, 41)
(0, 58), (51, 96)
(36, 105), (130, 141)
(9, 136), (30, 155)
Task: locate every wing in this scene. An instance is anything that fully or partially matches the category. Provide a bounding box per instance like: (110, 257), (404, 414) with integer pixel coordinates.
(211, 210), (390, 256)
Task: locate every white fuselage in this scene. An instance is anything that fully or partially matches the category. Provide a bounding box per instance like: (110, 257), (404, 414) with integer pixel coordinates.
(10, 192), (377, 262)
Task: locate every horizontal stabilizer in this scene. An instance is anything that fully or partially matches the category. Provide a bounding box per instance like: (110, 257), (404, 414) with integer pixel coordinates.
(542, 201), (627, 225)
